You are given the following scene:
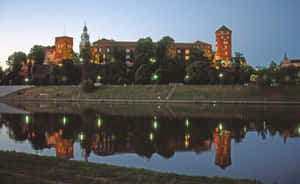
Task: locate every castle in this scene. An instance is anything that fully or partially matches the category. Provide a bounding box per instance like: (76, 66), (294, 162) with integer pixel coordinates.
(20, 25), (232, 79)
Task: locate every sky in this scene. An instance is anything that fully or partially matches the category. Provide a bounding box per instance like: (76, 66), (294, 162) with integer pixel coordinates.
(0, 0), (299, 69)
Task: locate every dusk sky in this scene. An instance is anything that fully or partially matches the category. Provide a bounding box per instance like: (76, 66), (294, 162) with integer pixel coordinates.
(0, 0), (299, 69)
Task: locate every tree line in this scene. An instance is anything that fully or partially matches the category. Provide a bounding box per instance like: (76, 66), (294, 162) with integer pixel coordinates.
(0, 36), (299, 87)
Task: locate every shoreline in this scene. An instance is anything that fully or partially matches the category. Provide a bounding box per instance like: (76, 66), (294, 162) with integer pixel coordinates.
(1, 97), (300, 105)
(0, 151), (261, 184)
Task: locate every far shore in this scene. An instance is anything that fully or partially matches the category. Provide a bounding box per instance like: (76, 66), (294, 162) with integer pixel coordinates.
(1, 85), (300, 105)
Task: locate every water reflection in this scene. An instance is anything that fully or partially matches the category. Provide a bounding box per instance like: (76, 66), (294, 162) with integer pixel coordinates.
(1, 111), (300, 169)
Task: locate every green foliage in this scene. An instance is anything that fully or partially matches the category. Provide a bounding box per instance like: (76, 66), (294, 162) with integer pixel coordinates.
(7, 51), (27, 69)
(190, 47), (208, 62)
(61, 59), (82, 85)
(157, 36), (175, 61)
(102, 62), (128, 84)
(134, 64), (155, 84)
(28, 45), (46, 64)
(81, 80), (96, 92)
(110, 44), (126, 63)
(135, 37), (156, 66)
(185, 61), (210, 84)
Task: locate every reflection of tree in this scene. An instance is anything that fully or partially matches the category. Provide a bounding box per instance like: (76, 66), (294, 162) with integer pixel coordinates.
(1, 112), (300, 167)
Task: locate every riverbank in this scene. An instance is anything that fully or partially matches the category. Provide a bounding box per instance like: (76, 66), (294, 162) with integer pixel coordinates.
(0, 151), (260, 184)
(3, 85), (300, 105)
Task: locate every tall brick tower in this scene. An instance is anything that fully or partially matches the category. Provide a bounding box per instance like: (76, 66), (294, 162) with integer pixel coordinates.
(215, 25), (232, 67)
(55, 36), (73, 64)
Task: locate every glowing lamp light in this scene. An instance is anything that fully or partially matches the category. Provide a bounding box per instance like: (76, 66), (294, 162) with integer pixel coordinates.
(25, 115), (30, 124)
(152, 74), (158, 81)
(185, 119), (190, 128)
(153, 121), (158, 129)
(219, 73), (223, 78)
(298, 127), (300, 135)
(149, 58), (156, 63)
(79, 133), (85, 141)
(62, 116), (67, 125)
(216, 66), (220, 70)
(149, 133), (154, 141)
(97, 75), (102, 80)
(184, 75), (190, 80)
(24, 78), (29, 83)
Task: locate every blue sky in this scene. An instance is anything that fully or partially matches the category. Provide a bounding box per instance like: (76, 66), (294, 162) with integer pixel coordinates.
(0, 0), (299, 69)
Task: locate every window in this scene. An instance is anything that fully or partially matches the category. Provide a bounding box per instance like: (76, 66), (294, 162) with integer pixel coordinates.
(107, 48), (110, 52)
(225, 51), (228, 56)
(177, 49), (181, 54)
(126, 55), (130, 59)
(126, 49), (131, 53)
(224, 45), (227, 49)
(185, 49), (190, 55)
(185, 56), (190, 61)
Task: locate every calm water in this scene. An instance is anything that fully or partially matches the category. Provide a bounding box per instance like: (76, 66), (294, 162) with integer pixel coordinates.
(0, 103), (300, 184)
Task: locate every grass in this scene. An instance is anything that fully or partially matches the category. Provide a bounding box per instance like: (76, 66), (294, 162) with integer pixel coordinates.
(6, 84), (300, 101)
(0, 151), (261, 184)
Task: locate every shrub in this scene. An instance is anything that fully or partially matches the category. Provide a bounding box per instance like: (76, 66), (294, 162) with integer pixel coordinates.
(80, 80), (95, 92)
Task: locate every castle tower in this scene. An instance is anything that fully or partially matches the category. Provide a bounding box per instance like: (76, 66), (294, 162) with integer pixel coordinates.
(215, 25), (232, 67)
(55, 36), (73, 64)
(80, 24), (91, 54)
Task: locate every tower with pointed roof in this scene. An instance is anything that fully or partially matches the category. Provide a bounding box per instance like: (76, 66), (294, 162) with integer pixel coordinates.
(215, 25), (232, 67)
(80, 24), (91, 55)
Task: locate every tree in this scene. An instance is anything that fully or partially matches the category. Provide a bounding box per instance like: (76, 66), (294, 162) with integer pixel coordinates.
(135, 37), (156, 67)
(0, 67), (3, 85)
(157, 36), (175, 62)
(61, 59), (82, 85)
(28, 45), (46, 64)
(134, 64), (155, 84)
(6, 51), (27, 84)
(185, 61), (210, 84)
(110, 44), (126, 63)
(190, 47), (208, 62)
(80, 48), (91, 63)
(102, 62), (127, 84)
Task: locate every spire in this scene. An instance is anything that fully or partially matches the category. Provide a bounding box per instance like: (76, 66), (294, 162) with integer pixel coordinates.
(83, 24), (87, 32)
(284, 52), (288, 60)
(80, 24), (90, 47)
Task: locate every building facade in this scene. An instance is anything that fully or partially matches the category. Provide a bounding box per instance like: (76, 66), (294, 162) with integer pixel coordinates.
(215, 25), (232, 67)
(280, 53), (300, 68)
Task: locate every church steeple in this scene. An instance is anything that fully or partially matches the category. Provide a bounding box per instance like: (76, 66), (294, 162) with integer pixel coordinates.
(80, 24), (90, 48)
(284, 52), (288, 60)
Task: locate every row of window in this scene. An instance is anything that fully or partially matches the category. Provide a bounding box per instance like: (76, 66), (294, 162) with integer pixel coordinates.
(57, 44), (72, 49)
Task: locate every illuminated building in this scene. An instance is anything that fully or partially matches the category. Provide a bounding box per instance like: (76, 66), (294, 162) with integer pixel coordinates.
(92, 39), (212, 65)
(280, 53), (300, 68)
(214, 25), (232, 67)
(213, 128), (232, 169)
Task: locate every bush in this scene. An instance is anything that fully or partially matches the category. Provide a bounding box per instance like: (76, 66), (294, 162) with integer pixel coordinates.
(80, 80), (96, 92)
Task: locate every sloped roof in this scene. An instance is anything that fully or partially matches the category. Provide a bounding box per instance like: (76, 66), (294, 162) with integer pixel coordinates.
(216, 25), (232, 32)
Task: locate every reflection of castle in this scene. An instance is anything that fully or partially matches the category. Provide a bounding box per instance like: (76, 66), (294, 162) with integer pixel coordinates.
(213, 128), (232, 169)
(45, 130), (74, 159)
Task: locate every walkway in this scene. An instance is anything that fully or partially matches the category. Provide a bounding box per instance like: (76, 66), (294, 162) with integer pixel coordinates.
(0, 85), (32, 97)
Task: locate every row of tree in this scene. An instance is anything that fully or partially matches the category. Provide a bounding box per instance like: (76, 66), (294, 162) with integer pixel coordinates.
(1, 36), (299, 86)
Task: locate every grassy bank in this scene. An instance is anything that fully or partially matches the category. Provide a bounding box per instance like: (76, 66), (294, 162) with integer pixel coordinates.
(5, 85), (300, 101)
(0, 151), (260, 184)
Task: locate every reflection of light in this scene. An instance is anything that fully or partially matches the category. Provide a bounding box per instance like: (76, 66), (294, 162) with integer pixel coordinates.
(243, 126), (247, 133)
(149, 133), (154, 141)
(219, 122), (223, 130)
(25, 115), (30, 124)
(149, 58), (156, 63)
(154, 116), (157, 120)
(263, 120), (267, 129)
(298, 127), (300, 135)
(153, 121), (158, 129)
(97, 117), (102, 128)
(185, 119), (190, 127)
(185, 133), (190, 148)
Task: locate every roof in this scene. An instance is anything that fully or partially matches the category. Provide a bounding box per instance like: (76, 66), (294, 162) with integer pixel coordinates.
(290, 59), (300, 63)
(216, 25), (232, 32)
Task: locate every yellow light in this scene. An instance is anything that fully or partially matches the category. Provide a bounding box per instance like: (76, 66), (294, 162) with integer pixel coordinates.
(185, 55), (190, 61)
(25, 115), (30, 124)
(153, 121), (158, 129)
(149, 133), (154, 141)
(62, 116), (67, 125)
